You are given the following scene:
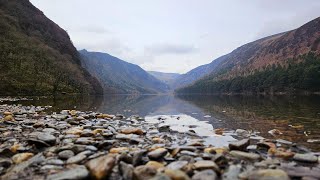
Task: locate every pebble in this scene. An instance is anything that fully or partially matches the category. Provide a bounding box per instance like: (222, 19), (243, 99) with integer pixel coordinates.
(293, 153), (318, 163)
(148, 148), (168, 160)
(133, 165), (157, 180)
(58, 150), (75, 160)
(229, 139), (250, 151)
(193, 160), (220, 173)
(229, 150), (261, 161)
(248, 169), (290, 180)
(46, 165), (89, 180)
(66, 153), (87, 164)
(37, 133), (56, 145)
(167, 161), (188, 170)
(192, 169), (217, 180)
(12, 153), (34, 164)
(86, 154), (116, 180)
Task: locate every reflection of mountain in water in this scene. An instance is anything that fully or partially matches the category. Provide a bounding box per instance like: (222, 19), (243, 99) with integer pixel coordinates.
(177, 95), (320, 150)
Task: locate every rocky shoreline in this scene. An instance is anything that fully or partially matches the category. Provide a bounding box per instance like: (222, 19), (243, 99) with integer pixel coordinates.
(0, 100), (319, 180)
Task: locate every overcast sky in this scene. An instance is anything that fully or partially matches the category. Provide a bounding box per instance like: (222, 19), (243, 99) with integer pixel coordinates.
(30, 0), (320, 73)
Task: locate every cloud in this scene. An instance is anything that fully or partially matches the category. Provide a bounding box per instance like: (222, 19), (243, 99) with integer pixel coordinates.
(145, 43), (197, 55)
(255, 2), (320, 39)
(69, 25), (112, 34)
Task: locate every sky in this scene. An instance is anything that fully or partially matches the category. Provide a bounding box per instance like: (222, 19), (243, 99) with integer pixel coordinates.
(30, 0), (320, 74)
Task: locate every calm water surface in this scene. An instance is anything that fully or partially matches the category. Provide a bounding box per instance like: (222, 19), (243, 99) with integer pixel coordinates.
(4, 95), (320, 151)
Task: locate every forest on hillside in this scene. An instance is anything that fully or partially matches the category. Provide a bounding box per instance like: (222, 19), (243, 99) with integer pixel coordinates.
(176, 53), (320, 95)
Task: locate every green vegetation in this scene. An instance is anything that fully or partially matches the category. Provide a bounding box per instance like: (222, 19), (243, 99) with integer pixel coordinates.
(0, 0), (102, 95)
(177, 53), (320, 94)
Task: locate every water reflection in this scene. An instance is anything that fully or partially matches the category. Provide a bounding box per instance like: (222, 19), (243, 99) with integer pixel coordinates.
(5, 94), (320, 150)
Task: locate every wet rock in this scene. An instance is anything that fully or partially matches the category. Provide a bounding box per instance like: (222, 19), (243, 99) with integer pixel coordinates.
(248, 169), (290, 180)
(0, 158), (12, 168)
(222, 164), (241, 180)
(46, 165), (89, 180)
(180, 150), (198, 157)
(86, 154), (116, 180)
(280, 164), (320, 179)
(192, 169), (217, 180)
(119, 161), (134, 180)
(293, 153), (318, 163)
(3, 115), (14, 121)
(37, 133), (56, 145)
(133, 165), (157, 180)
(2, 153), (45, 179)
(150, 174), (171, 180)
(204, 148), (216, 154)
(167, 161), (188, 170)
(159, 125), (170, 132)
(235, 129), (250, 137)
(109, 147), (129, 154)
(133, 150), (145, 166)
(46, 159), (64, 166)
(193, 160), (220, 173)
(164, 169), (190, 180)
(58, 150), (75, 160)
(120, 127), (144, 135)
(229, 150), (261, 161)
(66, 152), (87, 164)
(228, 139), (250, 151)
(146, 161), (165, 170)
(148, 148), (168, 160)
(41, 165), (63, 171)
(12, 153), (34, 164)
(27, 138), (51, 147)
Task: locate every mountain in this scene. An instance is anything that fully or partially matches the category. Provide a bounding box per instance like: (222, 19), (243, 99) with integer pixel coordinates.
(176, 17), (320, 94)
(79, 50), (169, 94)
(170, 55), (229, 89)
(148, 71), (180, 87)
(0, 0), (102, 95)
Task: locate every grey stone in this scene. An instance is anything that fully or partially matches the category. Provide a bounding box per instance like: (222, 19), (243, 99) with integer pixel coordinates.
(229, 150), (261, 161)
(293, 153), (318, 163)
(229, 139), (250, 151)
(46, 165), (89, 180)
(58, 150), (75, 160)
(37, 133), (56, 145)
(192, 169), (217, 180)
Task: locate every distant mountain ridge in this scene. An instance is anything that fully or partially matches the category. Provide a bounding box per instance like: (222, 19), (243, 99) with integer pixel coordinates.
(148, 71), (180, 88)
(0, 0), (102, 95)
(79, 50), (169, 94)
(176, 17), (320, 94)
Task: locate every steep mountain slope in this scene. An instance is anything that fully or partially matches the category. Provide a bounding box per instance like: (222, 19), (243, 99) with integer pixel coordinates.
(148, 71), (180, 87)
(79, 50), (169, 94)
(0, 0), (103, 95)
(177, 17), (320, 94)
(171, 55), (229, 89)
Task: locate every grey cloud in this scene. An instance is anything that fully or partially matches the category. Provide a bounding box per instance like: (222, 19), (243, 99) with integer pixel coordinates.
(145, 43), (197, 55)
(255, 11), (320, 39)
(71, 26), (112, 34)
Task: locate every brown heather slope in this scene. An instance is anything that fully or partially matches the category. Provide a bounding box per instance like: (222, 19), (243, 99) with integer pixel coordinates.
(222, 17), (320, 79)
(0, 0), (103, 95)
(176, 17), (320, 94)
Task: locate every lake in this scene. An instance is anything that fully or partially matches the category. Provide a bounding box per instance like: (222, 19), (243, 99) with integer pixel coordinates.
(4, 94), (320, 151)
